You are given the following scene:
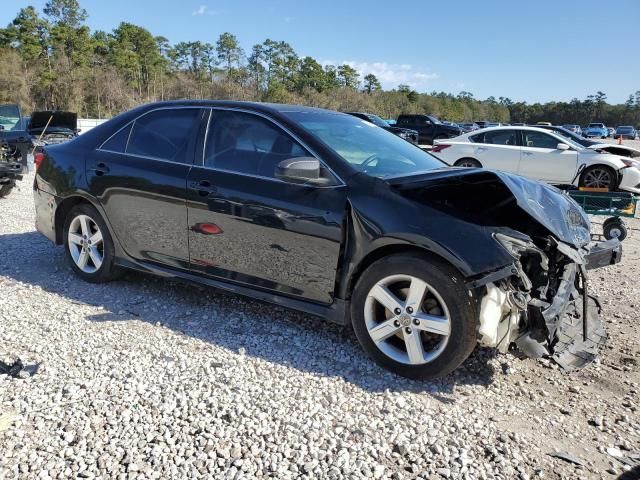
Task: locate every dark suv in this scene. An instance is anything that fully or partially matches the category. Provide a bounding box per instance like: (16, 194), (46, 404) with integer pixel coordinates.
(396, 115), (461, 145)
(345, 112), (418, 144)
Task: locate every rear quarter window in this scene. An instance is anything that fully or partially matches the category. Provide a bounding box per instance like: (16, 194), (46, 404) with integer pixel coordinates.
(100, 124), (132, 153)
(126, 108), (201, 163)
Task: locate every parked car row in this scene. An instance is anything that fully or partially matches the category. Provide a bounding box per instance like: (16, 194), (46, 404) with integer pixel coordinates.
(344, 112), (419, 144)
(432, 126), (640, 194)
(32, 100), (621, 379)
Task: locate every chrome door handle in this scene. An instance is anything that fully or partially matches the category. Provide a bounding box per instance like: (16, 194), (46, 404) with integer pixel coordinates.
(522, 151), (533, 156)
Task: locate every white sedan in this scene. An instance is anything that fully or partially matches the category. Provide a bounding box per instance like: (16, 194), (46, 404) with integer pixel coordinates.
(432, 126), (640, 194)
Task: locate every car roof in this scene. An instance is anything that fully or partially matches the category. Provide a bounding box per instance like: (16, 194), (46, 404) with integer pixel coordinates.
(134, 99), (339, 116)
(468, 125), (559, 133)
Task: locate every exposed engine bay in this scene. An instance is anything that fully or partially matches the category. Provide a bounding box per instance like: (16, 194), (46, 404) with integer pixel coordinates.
(392, 168), (622, 370)
(477, 233), (611, 370)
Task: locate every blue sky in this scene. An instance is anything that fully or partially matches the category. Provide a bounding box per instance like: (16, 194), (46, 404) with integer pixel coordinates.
(4, 0), (639, 103)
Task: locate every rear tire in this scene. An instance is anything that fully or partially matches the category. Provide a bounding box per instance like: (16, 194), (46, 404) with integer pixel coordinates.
(350, 253), (478, 380)
(454, 158), (482, 168)
(63, 204), (122, 283)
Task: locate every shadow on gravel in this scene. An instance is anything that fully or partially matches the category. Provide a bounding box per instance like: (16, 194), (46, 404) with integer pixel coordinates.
(0, 231), (498, 396)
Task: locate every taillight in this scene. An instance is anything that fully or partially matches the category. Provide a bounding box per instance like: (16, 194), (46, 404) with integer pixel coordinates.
(431, 144), (451, 153)
(34, 151), (45, 171)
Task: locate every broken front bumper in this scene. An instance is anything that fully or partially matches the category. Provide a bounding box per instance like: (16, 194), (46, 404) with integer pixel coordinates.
(585, 238), (622, 270)
(477, 237), (621, 370)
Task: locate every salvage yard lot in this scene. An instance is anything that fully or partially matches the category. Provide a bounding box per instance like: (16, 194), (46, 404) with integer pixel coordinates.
(1, 174), (639, 479)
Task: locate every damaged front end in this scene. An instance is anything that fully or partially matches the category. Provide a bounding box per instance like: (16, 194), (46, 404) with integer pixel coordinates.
(476, 231), (617, 370)
(389, 168), (622, 370)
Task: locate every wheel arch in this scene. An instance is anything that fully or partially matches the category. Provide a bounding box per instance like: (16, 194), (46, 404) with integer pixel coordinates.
(54, 194), (104, 245)
(341, 243), (463, 301)
(454, 157), (482, 167)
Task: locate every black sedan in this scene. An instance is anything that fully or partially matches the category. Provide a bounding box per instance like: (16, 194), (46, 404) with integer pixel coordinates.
(33, 101), (620, 379)
(345, 112), (419, 144)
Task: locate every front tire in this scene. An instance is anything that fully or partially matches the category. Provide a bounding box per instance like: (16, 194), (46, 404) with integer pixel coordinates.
(350, 253), (478, 380)
(580, 165), (617, 191)
(63, 204), (121, 283)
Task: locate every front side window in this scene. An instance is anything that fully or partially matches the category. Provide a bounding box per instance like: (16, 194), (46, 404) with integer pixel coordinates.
(204, 110), (310, 178)
(126, 108), (201, 163)
(523, 131), (561, 149)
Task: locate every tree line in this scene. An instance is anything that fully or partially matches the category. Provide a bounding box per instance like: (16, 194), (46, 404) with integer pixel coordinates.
(1, 0), (639, 127)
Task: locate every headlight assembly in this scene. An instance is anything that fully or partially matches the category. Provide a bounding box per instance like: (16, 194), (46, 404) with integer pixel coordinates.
(493, 233), (532, 259)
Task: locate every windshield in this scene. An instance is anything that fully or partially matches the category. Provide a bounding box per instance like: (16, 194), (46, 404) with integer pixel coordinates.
(0, 104), (22, 131)
(550, 127), (585, 143)
(547, 129), (585, 149)
(617, 127), (633, 132)
(366, 114), (390, 128)
(286, 111), (446, 178)
(588, 123), (604, 128)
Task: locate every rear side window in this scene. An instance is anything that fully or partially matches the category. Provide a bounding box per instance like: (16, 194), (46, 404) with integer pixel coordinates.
(204, 110), (309, 178)
(127, 108), (201, 163)
(100, 124), (132, 153)
(470, 130), (517, 145)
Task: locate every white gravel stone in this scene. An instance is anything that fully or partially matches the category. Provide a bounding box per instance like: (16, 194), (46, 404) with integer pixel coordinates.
(1, 172), (639, 479)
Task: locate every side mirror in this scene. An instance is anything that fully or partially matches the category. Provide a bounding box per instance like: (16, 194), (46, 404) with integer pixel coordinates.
(275, 157), (330, 185)
(557, 143), (570, 151)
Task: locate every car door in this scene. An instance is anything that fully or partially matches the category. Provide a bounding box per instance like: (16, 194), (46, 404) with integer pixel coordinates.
(518, 130), (578, 184)
(469, 129), (521, 173)
(186, 108), (347, 304)
(87, 107), (205, 270)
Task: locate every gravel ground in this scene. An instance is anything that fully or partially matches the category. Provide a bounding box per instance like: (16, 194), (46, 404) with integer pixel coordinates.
(1, 173), (639, 480)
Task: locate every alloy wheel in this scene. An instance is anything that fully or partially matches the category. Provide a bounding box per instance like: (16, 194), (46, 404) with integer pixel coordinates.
(67, 214), (104, 273)
(364, 274), (451, 365)
(583, 168), (612, 189)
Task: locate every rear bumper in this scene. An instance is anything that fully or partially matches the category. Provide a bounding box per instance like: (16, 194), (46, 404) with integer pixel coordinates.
(585, 238), (622, 270)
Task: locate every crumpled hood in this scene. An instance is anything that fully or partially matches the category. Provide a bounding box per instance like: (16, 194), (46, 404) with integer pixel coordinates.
(29, 111), (77, 133)
(387, 168), (591, 248)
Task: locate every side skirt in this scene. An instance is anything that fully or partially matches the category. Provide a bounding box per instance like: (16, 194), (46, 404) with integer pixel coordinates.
(113, 257), (349, 326)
